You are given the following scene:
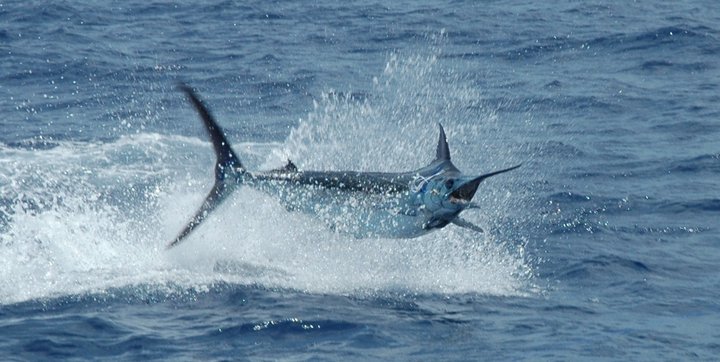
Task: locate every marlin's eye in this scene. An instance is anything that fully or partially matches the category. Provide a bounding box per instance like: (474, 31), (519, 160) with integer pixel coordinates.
(444, 179), (454, 189)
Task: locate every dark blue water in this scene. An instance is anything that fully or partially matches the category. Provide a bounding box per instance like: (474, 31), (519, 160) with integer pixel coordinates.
(2, 1), (719, 360)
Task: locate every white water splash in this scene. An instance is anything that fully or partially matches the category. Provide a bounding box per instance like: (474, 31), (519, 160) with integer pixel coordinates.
(0, 49), (536, 305)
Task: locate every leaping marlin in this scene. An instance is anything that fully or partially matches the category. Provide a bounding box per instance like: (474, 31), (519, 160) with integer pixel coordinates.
(167, 84), (520, 249)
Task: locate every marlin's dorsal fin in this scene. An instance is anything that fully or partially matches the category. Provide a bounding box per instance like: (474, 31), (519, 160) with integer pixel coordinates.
(436, 123), (451, 161)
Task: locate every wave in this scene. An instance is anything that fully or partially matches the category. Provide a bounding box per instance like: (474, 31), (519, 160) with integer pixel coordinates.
(500, 25), (719, 61)
(668, 153), (720, 173)
(557, 254), (651, 281)
(638, 60), (712, 72)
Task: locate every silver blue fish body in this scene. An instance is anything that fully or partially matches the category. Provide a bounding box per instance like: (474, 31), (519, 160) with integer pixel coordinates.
(167, 84), (519, 248)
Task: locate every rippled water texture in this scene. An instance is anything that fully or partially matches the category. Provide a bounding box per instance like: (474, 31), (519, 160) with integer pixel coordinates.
(1, 1), (718, 360)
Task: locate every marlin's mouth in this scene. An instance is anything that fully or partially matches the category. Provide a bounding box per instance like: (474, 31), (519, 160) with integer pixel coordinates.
(448, 164), (522, 204)
(449, 180), (481, 204)
(449, 195), (468, 204)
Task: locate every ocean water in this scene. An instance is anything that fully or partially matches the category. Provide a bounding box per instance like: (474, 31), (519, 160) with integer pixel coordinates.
(1, 1), (719, 360)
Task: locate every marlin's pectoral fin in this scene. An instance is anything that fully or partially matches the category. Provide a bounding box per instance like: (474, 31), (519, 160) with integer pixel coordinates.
(465, 202), (481, 210)
(451, 217), (484, 234)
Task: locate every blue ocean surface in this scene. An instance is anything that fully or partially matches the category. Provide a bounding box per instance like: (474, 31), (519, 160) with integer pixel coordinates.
(1, 1), (719, 360)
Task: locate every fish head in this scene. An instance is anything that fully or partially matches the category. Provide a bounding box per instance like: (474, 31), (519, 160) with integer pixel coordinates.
(417, 164), (521, 229)
(414, 172), (472, 224)
(422, 174), (480, 213)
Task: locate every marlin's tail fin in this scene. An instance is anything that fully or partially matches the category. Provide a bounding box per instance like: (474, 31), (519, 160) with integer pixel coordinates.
(167, 84), (245, 249)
